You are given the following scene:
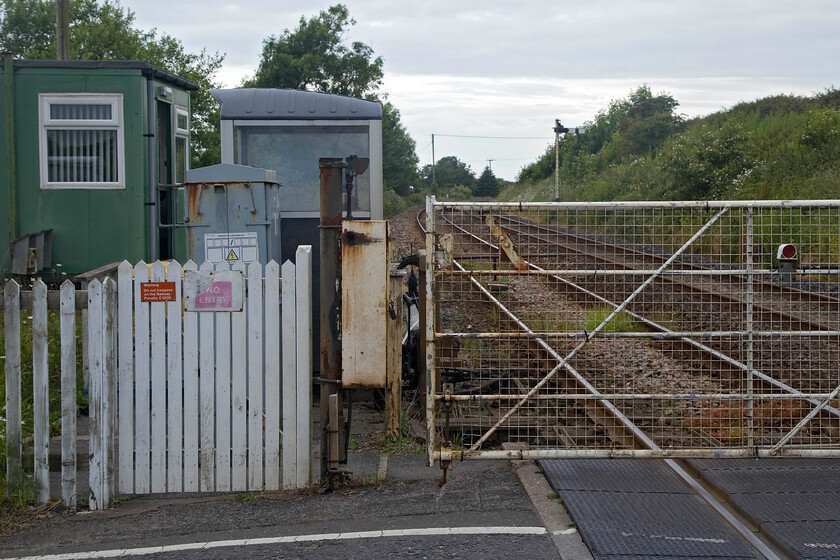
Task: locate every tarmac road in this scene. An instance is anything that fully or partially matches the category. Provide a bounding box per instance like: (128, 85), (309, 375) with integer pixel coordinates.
(0, 449), (573, 560)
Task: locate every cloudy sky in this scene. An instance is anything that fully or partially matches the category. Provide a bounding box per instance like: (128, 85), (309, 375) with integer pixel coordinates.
(127, 0), (840, 181)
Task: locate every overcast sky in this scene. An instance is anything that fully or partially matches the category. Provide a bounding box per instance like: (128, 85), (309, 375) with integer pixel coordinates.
(127, 0), (840, 181)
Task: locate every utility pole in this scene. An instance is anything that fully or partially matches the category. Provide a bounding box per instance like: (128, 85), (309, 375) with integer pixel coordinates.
(56, 0), (70, 60)
(487, 159), (495, 171)
(553, 119), (568, 202)
(431, 134), (436, 185)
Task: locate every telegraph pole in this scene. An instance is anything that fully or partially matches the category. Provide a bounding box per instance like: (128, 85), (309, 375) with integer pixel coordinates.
(431, 134), (436, 185)
(56, 0), (70, 60)
(487, 159), (495, 171)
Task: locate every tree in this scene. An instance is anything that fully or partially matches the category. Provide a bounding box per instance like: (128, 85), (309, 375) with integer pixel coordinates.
(248, 4), (383, 98)
(247, 5), (417, 191)
(614, 85), (682, 159)
(0, 0), (225, 167)
(475, 166), (499, 198)
(379, 99), (419, 192)
(420, 156), (476, 189)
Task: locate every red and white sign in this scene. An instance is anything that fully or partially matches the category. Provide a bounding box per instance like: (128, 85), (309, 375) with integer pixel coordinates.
(183, 270), (244, 312)
(195, 281), (232, 309)
(140, 281), (177, 302)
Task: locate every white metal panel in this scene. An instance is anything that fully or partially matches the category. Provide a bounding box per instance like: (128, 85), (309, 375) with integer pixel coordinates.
(341, 221), (389, 388)
(369, 119), (383, 220)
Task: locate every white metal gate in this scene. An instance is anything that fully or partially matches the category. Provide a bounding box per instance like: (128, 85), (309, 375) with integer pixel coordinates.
(424, 199), (840, 463)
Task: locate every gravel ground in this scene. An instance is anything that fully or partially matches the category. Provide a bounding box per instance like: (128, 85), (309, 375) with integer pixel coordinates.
(388, 205), (426, 259)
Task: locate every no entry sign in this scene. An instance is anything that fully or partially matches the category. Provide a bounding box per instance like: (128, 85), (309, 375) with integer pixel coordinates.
(183, 270), (244, 312)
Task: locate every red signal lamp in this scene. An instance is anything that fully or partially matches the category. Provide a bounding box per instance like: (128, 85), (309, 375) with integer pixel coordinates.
(776, 244), (797, 261)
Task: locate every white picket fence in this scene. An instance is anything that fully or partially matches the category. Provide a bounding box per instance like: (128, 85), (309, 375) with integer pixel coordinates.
(2, 249), (313, 510)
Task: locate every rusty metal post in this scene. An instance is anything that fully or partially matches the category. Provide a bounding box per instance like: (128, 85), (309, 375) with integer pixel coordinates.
(417, 250), (427, 415)
(319, 158), (345, 482)
(386, 268), (404, 439)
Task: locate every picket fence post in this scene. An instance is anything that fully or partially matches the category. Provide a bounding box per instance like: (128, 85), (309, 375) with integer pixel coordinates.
(3, 280), (22, 496)
(60, 280), (78, 509)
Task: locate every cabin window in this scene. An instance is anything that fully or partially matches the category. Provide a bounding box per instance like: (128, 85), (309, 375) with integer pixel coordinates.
(174, 107), (189, 184)
(38, 93), (125, 189)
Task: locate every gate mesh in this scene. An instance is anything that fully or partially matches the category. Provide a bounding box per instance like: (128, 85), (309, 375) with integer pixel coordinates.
(425, 200), (840, 459)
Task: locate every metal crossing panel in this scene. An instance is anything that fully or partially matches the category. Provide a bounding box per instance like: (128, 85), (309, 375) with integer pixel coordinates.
(423, 198), (840, 463)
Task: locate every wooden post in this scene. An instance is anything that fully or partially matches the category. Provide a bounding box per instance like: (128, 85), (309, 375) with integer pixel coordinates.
(56, 0), (70, 60)
(32, 280), (49, 504)
(87, 280), (103, 510)
(4, 281), (22, 496)
(263, 261), (281, 490)
(386, 269), (404, 439)
(60, 281), (78, 508)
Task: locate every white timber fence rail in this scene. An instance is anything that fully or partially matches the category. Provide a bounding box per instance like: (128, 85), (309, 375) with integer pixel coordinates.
(1, 248), (313, 511)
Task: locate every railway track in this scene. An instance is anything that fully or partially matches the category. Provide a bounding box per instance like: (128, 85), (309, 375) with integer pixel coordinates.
(414, 203), (840, 559)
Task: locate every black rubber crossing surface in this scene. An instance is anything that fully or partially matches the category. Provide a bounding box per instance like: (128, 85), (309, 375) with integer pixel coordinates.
(540, 459), (762, 559)
(693, 459), (840, 558)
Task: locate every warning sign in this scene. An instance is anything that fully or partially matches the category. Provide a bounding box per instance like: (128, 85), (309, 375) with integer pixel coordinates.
(183, 270), (244, 312)
(140, 281), (177, 302)
(204, 233), (258, 264)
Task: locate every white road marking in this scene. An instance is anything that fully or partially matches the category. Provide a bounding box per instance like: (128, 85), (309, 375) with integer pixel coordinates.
(6, 526), (548, 560)
(805, 542), (840, 549)
(620, 531), (727, 544)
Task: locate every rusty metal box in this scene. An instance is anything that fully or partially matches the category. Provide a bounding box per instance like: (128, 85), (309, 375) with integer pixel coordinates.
(341, 220), (389, 388)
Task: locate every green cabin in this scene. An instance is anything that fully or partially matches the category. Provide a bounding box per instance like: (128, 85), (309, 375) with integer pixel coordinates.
(1, 59), (197, 277)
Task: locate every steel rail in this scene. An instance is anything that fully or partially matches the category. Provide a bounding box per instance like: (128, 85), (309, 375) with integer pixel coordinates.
(487, 215), (840, 330)
(435, 206), (840, 421)
(495, 213), (840, 307)
(425, 205), (840, 415)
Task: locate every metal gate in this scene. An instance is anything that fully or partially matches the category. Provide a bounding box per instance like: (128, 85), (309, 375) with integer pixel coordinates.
(423, 198), (840, 464)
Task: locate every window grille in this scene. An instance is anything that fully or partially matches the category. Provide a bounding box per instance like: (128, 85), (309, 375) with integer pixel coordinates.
(39, 94), (125, 189)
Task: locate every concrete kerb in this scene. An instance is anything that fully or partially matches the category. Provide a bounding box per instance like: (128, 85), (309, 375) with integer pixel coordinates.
(503, 443), (594, 560)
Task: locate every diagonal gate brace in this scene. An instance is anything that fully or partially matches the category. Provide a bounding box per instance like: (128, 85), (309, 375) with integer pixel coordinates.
(468, 207), (730, 452)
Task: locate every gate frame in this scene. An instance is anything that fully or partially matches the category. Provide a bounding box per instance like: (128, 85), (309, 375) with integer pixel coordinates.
(424, 197), (840, 465)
